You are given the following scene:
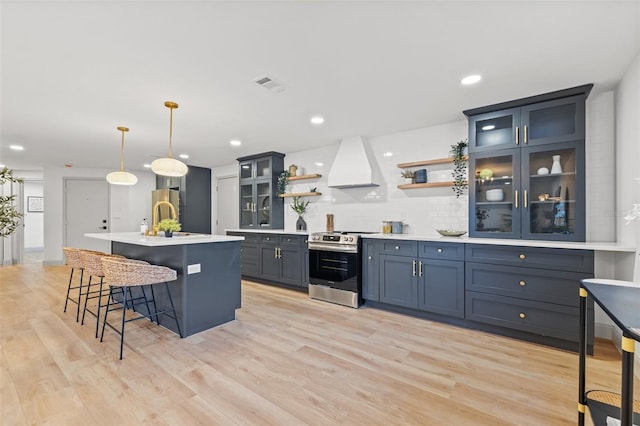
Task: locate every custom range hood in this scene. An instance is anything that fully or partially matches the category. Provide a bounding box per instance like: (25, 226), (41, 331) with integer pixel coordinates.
(327, 136), (380, 188)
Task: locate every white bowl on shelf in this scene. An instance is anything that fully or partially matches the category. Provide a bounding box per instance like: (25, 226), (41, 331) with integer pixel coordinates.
(486, 189), (504, 202)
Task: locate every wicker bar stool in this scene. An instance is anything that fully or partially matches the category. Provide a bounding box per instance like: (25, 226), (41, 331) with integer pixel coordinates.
(62, 247), (99, 322)
(79, 251), (144, 338)
(100, 258), (183, 359)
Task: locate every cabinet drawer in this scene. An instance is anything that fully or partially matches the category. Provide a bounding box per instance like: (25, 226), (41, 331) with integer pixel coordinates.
(465, 291), (581, 342)
(379, 240), (417, 256)
(466, 262), (593, 307)
(419, 242), (464, 261)
(260, 234), (278, 244)
(279, 234), (305, 247)
(465, 244), (594, 273)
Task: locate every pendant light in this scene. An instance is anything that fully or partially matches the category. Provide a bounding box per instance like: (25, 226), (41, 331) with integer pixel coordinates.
(151, 101), (188, 177)
(106, 126), (138, 185)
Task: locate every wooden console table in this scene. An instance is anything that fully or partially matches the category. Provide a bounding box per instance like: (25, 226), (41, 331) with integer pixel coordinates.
(578, 279), (640, 426)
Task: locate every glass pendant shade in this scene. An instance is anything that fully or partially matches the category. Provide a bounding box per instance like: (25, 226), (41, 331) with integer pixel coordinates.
(152, 101), (188, 177)
(106, 126), (138, 185)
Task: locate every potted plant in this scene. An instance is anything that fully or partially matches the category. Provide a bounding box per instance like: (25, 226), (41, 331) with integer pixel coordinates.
(450, 139), (468, 198)
(0, 167), (24, 238)
(157, 218), (181, 237)
(276, 171), (290, 196)
(401, 169), (415, 184)
(291, 196), (310, 231)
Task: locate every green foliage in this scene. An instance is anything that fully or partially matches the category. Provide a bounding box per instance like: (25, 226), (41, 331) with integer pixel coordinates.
(157, 218), (182, 232)
(291, 196), (310, 215)
(0, 167), (24, 238)
(450, 139), (468, 198)
(276, 171), (290, 196)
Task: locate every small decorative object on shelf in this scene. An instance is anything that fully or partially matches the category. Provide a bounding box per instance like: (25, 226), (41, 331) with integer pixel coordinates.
(291, 196), (310, 231)
(288, 164), (298, 176)
(157, 218), (181, 237)
(276, 171), (290, 196)
(550, 155), (563, 174)
(401, 169), (415, 184)
(450, 139), (468, 198)
(476, 207), (489, 230)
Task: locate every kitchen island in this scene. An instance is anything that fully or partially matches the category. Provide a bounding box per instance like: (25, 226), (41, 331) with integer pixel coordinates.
(85, 232), (244, 337)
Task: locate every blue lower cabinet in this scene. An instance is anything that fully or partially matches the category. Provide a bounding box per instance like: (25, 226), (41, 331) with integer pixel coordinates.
(362, 240), (379, 301)
(379, 254), (418, 309)
(418, 258), (465, 318)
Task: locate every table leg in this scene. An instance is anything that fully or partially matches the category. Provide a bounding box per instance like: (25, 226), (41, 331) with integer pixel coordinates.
(620, 334), (635, 426)
(578, 286), (587, 426)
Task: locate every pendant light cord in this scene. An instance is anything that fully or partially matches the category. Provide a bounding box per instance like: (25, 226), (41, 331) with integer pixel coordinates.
(168, 105), (174, 159)
(120, 129), (126, 171)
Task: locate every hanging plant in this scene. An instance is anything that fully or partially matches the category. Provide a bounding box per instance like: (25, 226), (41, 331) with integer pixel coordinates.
(450, 139), (468, 198)
(276, 171), (290, 196)
(0, 167), (24, 237)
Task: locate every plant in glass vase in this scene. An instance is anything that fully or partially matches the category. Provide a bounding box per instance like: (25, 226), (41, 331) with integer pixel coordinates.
(291, 196), (310, 231)
(450, 139), (468, 198)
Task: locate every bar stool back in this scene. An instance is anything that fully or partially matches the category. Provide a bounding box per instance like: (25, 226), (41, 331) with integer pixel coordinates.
(100, 258), (183, 359)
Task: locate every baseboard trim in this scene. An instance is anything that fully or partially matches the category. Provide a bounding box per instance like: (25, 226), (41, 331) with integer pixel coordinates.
(43, 260), (65, 266)
(594, 322), (614, 340)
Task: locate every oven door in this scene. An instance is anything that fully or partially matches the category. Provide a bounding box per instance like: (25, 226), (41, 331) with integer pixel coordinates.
(308, 248), (358, 293)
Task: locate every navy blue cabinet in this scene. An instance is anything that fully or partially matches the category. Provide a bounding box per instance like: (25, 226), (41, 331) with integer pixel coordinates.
(465, 86), (590, 242)
(362, 240), (379, 301)
(227, 231), (308, 289)
(237, 152), (285, 230)
(379, 253), (418, 308)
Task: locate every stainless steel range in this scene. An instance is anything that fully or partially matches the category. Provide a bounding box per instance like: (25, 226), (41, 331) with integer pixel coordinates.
(308, 231), (367, 308)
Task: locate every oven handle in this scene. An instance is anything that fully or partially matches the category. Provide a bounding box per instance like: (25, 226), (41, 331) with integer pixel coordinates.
(308, 244), (358, 253)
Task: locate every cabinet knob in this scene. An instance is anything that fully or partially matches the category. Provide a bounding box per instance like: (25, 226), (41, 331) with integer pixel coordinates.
(368, 256), (372, 260)
(519, 280), (526, 286)
(519, 254), (526, 260)
(266, 237), (270, 241)
(304, 240), (308, 244)
(519, 313), (526, 319)
(287, 238), (291, 242)
(240, 248), (243, 252)
(395, 246), (400, 250)
(437, 248), (443, 253)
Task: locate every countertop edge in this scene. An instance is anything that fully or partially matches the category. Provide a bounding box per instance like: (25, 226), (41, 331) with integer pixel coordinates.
(86, 232), (244, 247)
(361, 234), (637, 252)
(225, 228), (310, 235)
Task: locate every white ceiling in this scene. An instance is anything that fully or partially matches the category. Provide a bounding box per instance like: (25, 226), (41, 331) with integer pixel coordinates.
(2, 1), (639, 172)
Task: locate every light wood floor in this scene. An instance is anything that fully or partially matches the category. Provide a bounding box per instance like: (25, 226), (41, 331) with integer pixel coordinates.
(1, 264), (637, 425)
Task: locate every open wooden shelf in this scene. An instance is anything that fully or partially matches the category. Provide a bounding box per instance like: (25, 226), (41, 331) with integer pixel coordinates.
(288, 173), (322, 181)
(397, 156), (467, 169)
(279, 191), (322, 198)
(397, 181), (454, 189)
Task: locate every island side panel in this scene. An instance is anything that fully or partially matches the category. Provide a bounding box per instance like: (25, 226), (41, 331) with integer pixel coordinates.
(184, 241), (241, 334)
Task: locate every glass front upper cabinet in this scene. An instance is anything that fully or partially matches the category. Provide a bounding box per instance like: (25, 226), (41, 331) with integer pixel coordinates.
(468, 95), (586, 153)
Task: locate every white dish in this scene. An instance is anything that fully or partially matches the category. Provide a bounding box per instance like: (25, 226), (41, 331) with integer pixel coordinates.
(486, 189), (504, 202)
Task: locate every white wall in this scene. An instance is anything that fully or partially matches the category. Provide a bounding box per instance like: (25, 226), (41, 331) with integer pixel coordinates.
(42, 167), (156, 264)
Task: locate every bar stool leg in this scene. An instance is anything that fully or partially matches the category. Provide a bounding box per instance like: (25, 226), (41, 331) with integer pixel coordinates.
(119, 285), (128, 360)
(100, 287), (113, 343)
(76, 271), (86, 322)
(165, 282), (182, 338)
(63, 268), (75, 313)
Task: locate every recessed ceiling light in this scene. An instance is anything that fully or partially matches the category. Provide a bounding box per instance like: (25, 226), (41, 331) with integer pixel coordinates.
(482, 125), (496, 131)
(314, 162), (324, 167)
(230, 139), (242, 147)
(383, 151), (393, 157)
(9, 145), (24, 151)
(461, 74), (482, 85)
(310, 115), (325, 125)
(143, 164), (152, 168)
(179, 154), (189, 159)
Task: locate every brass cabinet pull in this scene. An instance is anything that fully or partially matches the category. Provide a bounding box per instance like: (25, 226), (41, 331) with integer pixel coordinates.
(515, 126), (520, 145)
(524, 190), (528, 208)
(519, 313), (526, 319)
(515, 190), (519, 208)
(419, 261), (423, 277)
(524, 125), (528, 144)
(412, 260), (417, 276)
(519, 254), (526, 260)
(519, 280), (526, 286)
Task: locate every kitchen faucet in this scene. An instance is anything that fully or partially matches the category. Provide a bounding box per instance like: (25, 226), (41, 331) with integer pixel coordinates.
(151, 200), (177, 236)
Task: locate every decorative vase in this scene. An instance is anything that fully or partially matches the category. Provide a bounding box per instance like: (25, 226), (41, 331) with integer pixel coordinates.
(296, 216), (307, 231)
(550, 155), (563, 174)
(403, 177), (414, 184)
(165, 231), (173, 238)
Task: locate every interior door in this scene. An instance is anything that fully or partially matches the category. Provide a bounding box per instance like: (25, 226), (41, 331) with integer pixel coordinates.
(216, 175), (238, 234)
(64, 179), (110, 252)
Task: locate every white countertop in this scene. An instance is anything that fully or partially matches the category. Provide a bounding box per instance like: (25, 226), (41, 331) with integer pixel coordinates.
(85, 232), (244, 247)
(225, 228), (310, 235)
(362, 233), (637, 252)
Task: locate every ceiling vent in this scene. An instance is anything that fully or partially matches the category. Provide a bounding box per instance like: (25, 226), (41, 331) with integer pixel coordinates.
(254, 75), (287, 93)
